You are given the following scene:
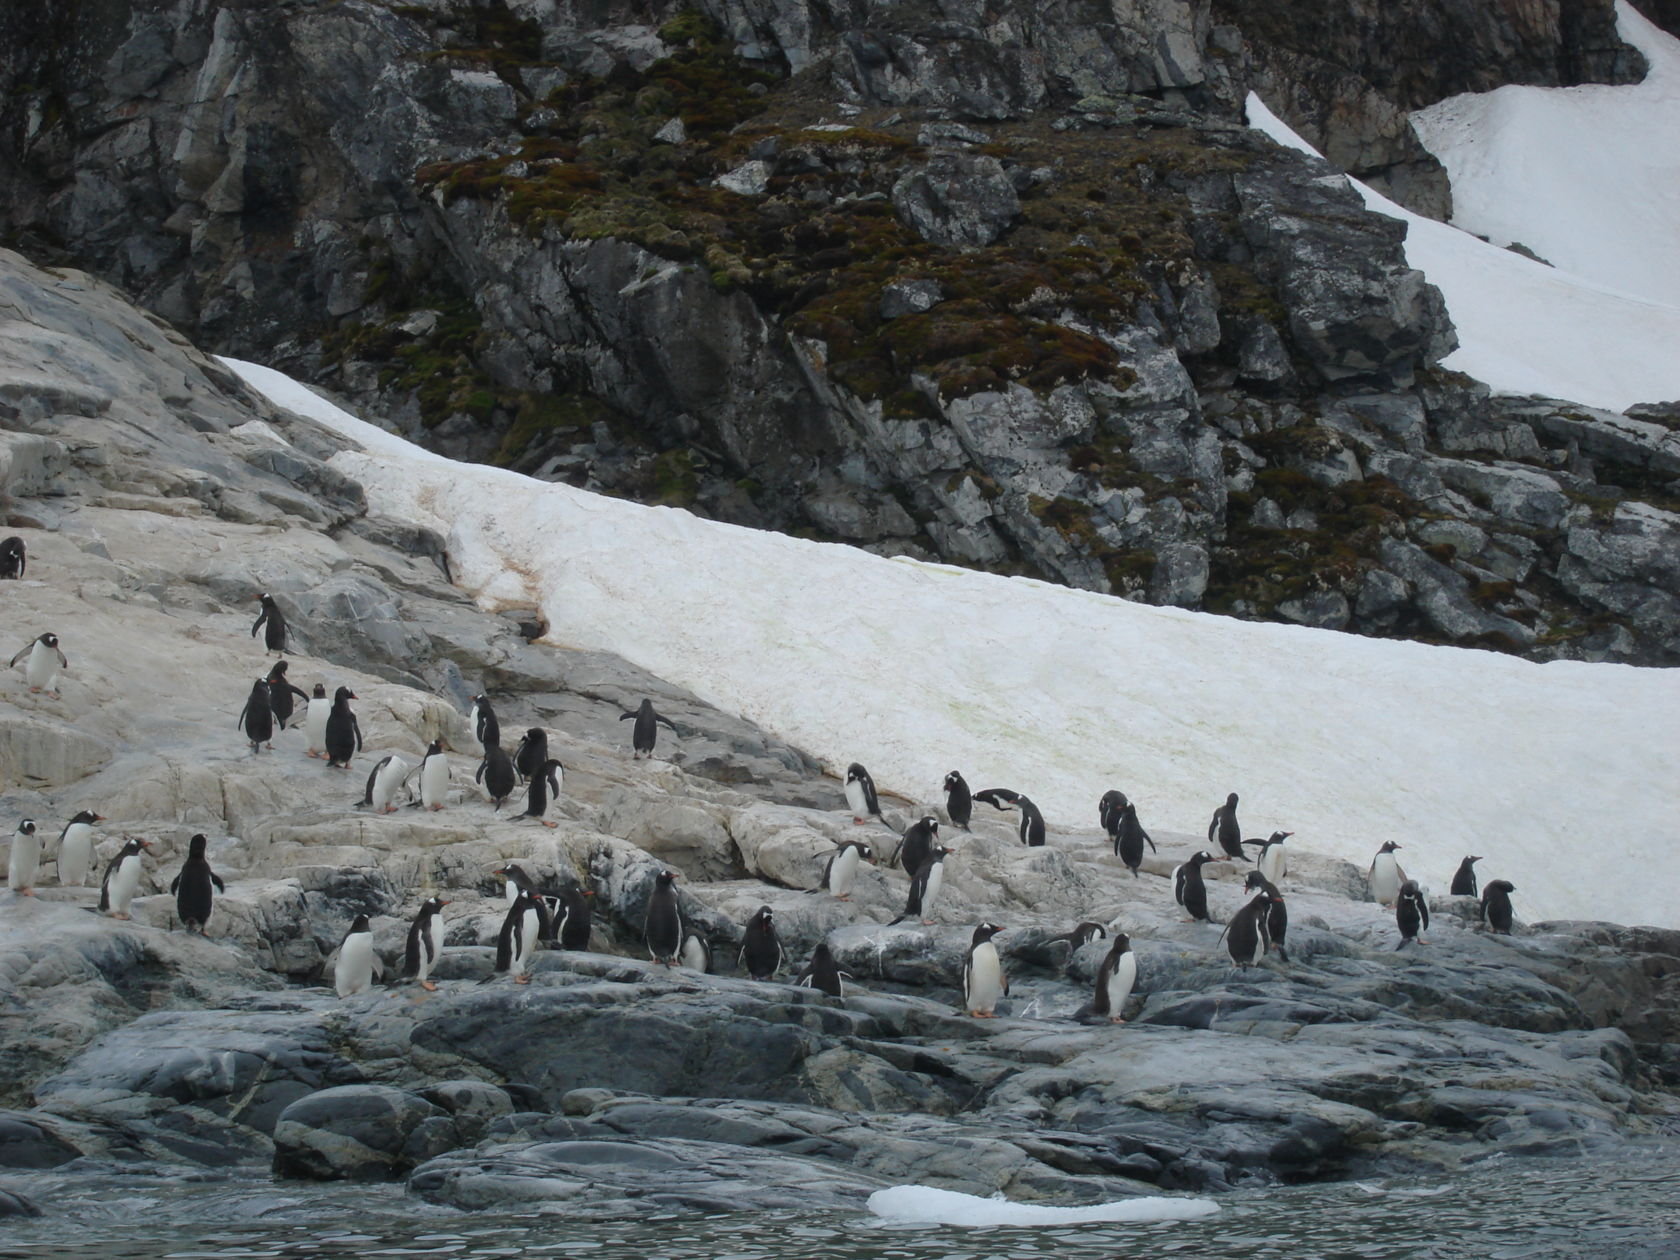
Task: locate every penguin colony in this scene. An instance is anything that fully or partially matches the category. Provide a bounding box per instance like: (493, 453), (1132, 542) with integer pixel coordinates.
(3, 573), (1529, 1018)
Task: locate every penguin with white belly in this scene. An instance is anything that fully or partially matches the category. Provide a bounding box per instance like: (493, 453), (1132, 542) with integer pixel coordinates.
(1088, 932), (1137, 1023)
(494, 891), (543, 984)
(975, 788), (1046, 846)
(470, 694), (499, 750)
(1208, 792), (1247, 862)
(10, 633), (68, 697)
(418, 740), (450, 811)
(0, 536), (25, 579)
(402, 897), (449, 991)
(1172, 850), (1219, 923)
(679, 931), (711, 973)
(1368, 841), (1405, 906)
(1221, 885), (1280, 968)
(814, 839), (873, 900)
(99, 837), (154, 919)
(891, 816), (938, 875)
(334, 914), (381, 997)
(56, 811), (103, 887)
(362, 754), (410, 814)
(1395, 880), (1430, 950)
(8, 820), (41, 896)
(890, 845), (953, 926)
(963, 922), (1007, 1018)
(738, 906), (785, 981)
(1245, 831), (1291, 887)
(644, 870), (683, 966)
(943, 771), (973, 831)
(304, 684), (329, 758)
(844, 763), (894, 831)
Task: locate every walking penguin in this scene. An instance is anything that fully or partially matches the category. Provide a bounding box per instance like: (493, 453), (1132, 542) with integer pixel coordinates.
(170, 833), (225, 934)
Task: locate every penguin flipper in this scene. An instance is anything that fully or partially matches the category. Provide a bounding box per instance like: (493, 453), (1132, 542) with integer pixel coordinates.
(8, 645), (26, 668)
(657, 715), (679, 732)
(1143, 829), (1157, 854)
(169, 873), (182, 894)
(618, 712), (635, 721)
(212, 873), (225, 893)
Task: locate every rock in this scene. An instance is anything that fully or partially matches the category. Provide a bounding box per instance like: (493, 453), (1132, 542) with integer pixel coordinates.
(892, 153), (1021, 248)
(1149, 541), (1209, 608)
(0, 1185), (41, 1217)
(653, 117), (687, 144)
(273, 1085), (451, 1181)
(716, 161), (772, 197)
(879, 279), (945, 319)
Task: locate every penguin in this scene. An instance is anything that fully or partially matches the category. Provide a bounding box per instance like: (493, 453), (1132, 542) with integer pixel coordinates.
(476, 742), (516, 810)
(678, 931), (712, 973)
(1368, 840), (1405, 906)
(962, 922), (1008, 1018)
(303, 683), (330, 758)
(418, 739), (450, 811)
(237, 678), (275, 753)
(494, 890), (543, 983)
(492, 864), (556, 942)
(99, 837), (154, 919)
(620, 698), (678, 759)
(1481, 879), (1516, 934)
(942, 771), (973, 831)
(265, 661), (310, 730)
(513, 728), (548, 782)
(815, 838), (873, 900)
(1172, 850), (1218, 923)
(10, 632), (68, 696)
(844, 763), (893, 831)
(644, 869), (683, 965)
(1221, 886), (1277, 968)
(892, 815), (939, 875)
(7, 820), (41, 896)
(1450, 855), (1482, 897)
(1099, 790), (1128, 841)
(1208, 792), (1247, 862)
(738, 905), (785, 981)
(796, 942), (850, 997)
(362, 754), (410, 813)
(1047, 921), (1108, 951)
(890, 845), (952, 926)
(0, 536), (25, 579)
(469, 694), (500, 750)
(402, 896), (449, 990)
(1244, 831), (1292, 887)
(1244, 871), (1291, 963)
(555, 883), (594, 950)
(1114, 801), (1157, 876)
(975, 787), (1045, 846)
(334, 913), (380, 997)
(251, 593), (289, 654)
(56, 810), (102, 886)
(1089, 932), (1137, 1023)
(169, 833), (225, 933)
(522, 757), (564, 827)
(324, 686), (362, 768)
(1395, 879), (1430, 950)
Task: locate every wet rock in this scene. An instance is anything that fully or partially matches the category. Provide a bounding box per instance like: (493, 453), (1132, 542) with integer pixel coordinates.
(273, 1084), (452, 1181)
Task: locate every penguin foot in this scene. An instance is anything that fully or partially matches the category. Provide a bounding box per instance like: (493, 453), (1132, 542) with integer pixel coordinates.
(430, 804), (443, 812)
(514, 975), (531, 985)
(421, 980), (438, 992)
(266, 743), (275, 750)
(836, 895), (850, 901)
(111, 912), (130, 920)
(381, 806), (396, 814)
(307, 750), (321, 758)
(1110, 1016), (1125, 1024)
(19, 889), (35, 897)
(28, 686), (39, 693)
(541, 820), (557, 828)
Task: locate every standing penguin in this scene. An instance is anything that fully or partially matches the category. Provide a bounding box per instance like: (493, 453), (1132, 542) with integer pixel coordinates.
(644, 869), (683, 965)
(522, 758), (564, 827)
(738, 905), (785, 981)
(495, 890), (543, 984)
(324, 687), (362, 769)
(402, 896), (449, 991)
(679, 931), (712, 973)
(1089, 933), (1138, 1023)
(237, 679), (275, 754)
(334, 914), (380, 997)
(1450, 855), (1482, 897)
(1368, 841), (1405, 906)
(620, 698), (678, 759)
(1245, 831), (1292, 887)
(7, 820), (40, 896)
(513, 728), (548, 783)
(303, 683), (329, 757)
(1222, 885), (1278, 968)
(362, 754), (410, 813)
(1172, 850), (1219, 923)
(251, 593), (289, 654)
(816, 839), (873, 900)
(99, 837), (154, 919)
(418, 740), (450, 811)
(1208, 793), (1247, 862)
(492, 864), (556, 942)
(170, 834), (225, 934)
(892, 815), (939, 875)
(796, 942), (850, 997)
(0, 536), (25, 579)
(10, 633), (68, 696)
(943, 771), (973, 831)
(1114, 801), (1157, 877)
(1481, 879), (1516, 934)
(1099, 789), (1128, 840)
(975, 788), (1046, 846)
(555, 883), (594, 951)
(890, 845), (953, 926)
(844, 763), (893, 831)
(963, 922), (1008, 1018)
(1395, 880), (1430, 949)
(265, 662), (310, 730)
(469, 694), (500, 750)
(56, 810), (103, 886)
(1244, 871), (1291, 963)
(476, 742), (516, 811)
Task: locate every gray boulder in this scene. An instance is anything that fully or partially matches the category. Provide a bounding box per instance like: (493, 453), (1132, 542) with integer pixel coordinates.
(273, 1084), (454, 1181)
(892, 153), (1021, 248)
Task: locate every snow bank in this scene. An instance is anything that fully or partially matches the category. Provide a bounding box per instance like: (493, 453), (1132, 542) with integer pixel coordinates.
(866, 1185), (1218, 1226)
(224, 358), (1680, 930)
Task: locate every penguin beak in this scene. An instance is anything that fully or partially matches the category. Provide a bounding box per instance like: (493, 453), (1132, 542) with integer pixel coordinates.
(139, 839), (155, 851)
(492, 868), (507, 878)
(437, 899), (451, 907)
(583, 890), (596, 897)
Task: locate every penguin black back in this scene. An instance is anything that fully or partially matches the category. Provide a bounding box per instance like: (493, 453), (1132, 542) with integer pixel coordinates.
(1115, 802), (1156, 875)
(894, 815), (939, 874)
(1243, 872), (1289, 963)
(1099, 790), (1127, 839)
(644, 869), (683, 964)
(471, 694), (500, 749)
(1209, 792), (1247, 861)
(252, 593), (289, 653)
(169, 833), (225, 933)
(943, 771), (973, 830)
(1173, 850), (1217, 923)
(265, 661), (309, 729)
(514, 728), (547, 782)
(1481, 879), (1515, 934)
(621, 699), (677, 758)
(1450, 856), (1482, 897)
(557, 883), (594, 950)
(0, 536), (25, 579)
(238, 679), (274, 753)
(738, 905), (784, 980)
(325, 687), (362, 768)
(1222, 887), (1275, 967)
(476, 742), (516, 809)
(1395, 879), (1430, 950)
(796, 942), (848, 997)
(523, 757), (563, 826)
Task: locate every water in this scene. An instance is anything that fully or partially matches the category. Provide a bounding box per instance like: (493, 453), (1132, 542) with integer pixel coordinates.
(4, 1144), (1678, 1260)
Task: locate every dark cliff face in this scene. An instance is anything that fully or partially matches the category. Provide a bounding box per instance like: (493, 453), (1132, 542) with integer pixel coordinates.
(2, 0), (1676, 666)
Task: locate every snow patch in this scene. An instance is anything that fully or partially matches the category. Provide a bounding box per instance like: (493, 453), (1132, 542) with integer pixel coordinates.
(866, 1184), (1219, 1226)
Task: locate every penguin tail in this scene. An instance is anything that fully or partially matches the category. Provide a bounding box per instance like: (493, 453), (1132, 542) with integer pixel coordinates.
(1276, 947), (1291, 964)
(887, 914), (907, 927)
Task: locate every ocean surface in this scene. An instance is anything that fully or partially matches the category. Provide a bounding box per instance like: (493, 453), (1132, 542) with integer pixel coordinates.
(4, 1142), (1678, 1260)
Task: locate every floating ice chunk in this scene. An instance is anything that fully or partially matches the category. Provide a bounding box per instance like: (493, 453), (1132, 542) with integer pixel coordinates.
(865, 1185), (1218, 1227)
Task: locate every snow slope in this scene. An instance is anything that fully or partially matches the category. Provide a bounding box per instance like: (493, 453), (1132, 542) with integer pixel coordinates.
(226, 358), (1680, 930)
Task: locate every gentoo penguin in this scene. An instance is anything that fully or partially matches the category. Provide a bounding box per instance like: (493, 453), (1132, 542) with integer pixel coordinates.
(943, 771), (973, 831)
(418, 739), (450, 811)
(1047, 921), (1108, 951)
(402, 896), (449, 990)
(975, 788), (1046, 846)
(644, 869), (683, 965)
(815, 839), (873, 900)
(1481, 879), (1516, 934)
(265, 661), (310, 730)
(1244, 871), (1290, 963)
(1114, 801), (1157, 876)
(844, 763), (893, 831)
(495, 890), (543, 984)
(237, 678), (275, 753)
(7, 820), (41, 896)
(893, 815), (939, 874)
(0, 536), (25, 579)
(99, 837), (154, 919)
(1172, 850), (1219, 923)
(56, 810), (102, 886)
(1395, 879), (1430, 950)
(304, 683), (329, 758)
(513, 728), (547, 783)
(1090, 933), (1137, 1023)
(963, 922), (1008, 1018)
(493, 864), (555, 941)
(1222, 885), (1278, 968)
(252, 593), (289, 654)
(522, 757), (564, 827)
(620, 698), (678, 759)
(555, 883), (594, 950)
(1450, 855), (1482, 897)
(334, 914), (380, 997)
(362, 754), (410, 813)
(170, 833), (224, 934)
(796, 942), (850, 997)
(1208, 793), (1247, 862)
(476, 742), (516, 810)
(890, 845), (952, 926)
(738, 905), (785, 981)
(10, 633), (68, 696)
(1368, 841), (1405, 906)
(324, 687), (362, 768)
(470, 694), (500, 750)
(1245, 831), (1292, 887)
(1099, 790), (1127, 848)
(679, 931), (711, 973)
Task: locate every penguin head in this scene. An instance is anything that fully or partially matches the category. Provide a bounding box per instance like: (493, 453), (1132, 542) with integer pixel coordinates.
(426, 739), (445, 756)
(851, 840), (875, 863)
(1379, 840), (1402, 853)
(811, 942), (834, 963)
(1226, 792), (1239, 807)
(921, 816), (940, 834)
(752, 905), (773, 927)
(1489, 879), (1515, 893)
(187, 834), (209, 858)
(1271, 831), (1292, 843)
(41, 633), (58, 648)
(472, 693), (488, 706)
(1466, 855), (1482, 866)
(312, 684), (326, 698)
(935, 845), (955, 860)
(17, 819), (35, 835)
(267, 661), (289, 680)
(349, 913), (371, 932)
(846, 763), (868, 785)
(334, 687), (356, 703)
(654, 869), (677, 890)
(1192, 850), (1216, 866)
(972, 922), (1003, 944)
(1244, 870), (1266, 893)
(424, 896), (449, 913)
(121, 837), (153, 857)
(70, 810), (102, 825)
(944, 771), (965, 790)
(1110, 932), (1132, 954)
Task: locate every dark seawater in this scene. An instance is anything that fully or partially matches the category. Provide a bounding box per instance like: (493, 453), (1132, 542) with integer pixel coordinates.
(4, 1143), (1678, 1260)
